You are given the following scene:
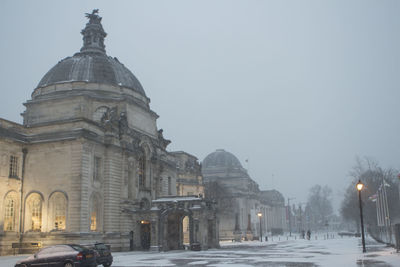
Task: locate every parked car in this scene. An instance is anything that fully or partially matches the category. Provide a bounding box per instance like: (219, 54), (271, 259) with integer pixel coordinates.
(15, 244), (97, 267)
(338, 231), (359, 237)
(85, 243), (113, 267)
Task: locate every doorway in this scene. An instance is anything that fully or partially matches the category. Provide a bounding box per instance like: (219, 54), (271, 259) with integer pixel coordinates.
(167, 213), (182, 250)
(140, 220), (151, 250)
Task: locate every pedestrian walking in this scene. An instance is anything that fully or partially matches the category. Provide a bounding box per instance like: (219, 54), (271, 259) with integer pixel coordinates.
(306, 230), (311, 240)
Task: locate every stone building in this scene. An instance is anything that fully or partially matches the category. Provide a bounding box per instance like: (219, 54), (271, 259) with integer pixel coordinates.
(173, 151), (204, 198)
(0, 10), (218, 255)
(202, 149), (286, 241)
(259, 190), (287, 235)
(172, 151), (206, 245)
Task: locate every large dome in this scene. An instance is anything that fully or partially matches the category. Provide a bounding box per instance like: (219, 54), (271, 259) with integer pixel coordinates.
(37, 53), (146, 96)
(36, 10), (146, 97)
(202, 149), (243, 169)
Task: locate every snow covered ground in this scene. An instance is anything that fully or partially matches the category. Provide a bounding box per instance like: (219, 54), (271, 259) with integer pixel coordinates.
(1, 234), (398, 266)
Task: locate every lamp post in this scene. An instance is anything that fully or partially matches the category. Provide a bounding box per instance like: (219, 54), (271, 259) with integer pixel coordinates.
(287, 197), (295, 237)
(356, 180), (366, 253)
(257, 212), (263, 242)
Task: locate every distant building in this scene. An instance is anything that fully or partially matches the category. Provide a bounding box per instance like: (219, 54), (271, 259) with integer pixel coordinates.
(259, 190), (287, 235)
(202, 149), (286, 240)
(0, 10), (218, 255)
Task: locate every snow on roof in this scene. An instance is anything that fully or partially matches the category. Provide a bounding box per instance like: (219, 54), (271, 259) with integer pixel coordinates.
(153, 196), (202, 203)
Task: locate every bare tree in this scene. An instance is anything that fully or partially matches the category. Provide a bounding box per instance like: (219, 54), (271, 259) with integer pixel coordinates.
(305, 185), (333, 230)
(340, 157), (399, 232)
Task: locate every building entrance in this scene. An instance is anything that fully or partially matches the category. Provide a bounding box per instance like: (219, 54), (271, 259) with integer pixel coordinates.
(140, 220), (151, 250)
(166, 213), (183, 250)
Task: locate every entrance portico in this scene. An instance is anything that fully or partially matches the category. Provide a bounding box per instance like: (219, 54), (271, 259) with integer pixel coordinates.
(131, 196), (218, 251)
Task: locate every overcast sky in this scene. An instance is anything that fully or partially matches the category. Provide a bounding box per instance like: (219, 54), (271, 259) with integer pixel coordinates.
(1, 0), (399, 211)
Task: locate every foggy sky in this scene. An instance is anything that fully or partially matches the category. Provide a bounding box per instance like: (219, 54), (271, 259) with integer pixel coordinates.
(1, 0), (399, 211)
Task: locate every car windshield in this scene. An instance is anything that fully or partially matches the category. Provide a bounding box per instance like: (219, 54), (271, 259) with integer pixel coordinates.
(95, 244), (108, 250)
(69, 244), (87, 252)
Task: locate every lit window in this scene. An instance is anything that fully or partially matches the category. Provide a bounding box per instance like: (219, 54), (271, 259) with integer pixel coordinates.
(90, 195), (100, 231)
(90, 211), (97, 231)
(30, 196), (42, 231)
(53, 193), (66, 230)
(9, 155), (19, 178)
(4, 194), (17, 231)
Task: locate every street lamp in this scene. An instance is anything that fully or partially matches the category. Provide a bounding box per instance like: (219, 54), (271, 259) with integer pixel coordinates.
(356, 180), (366, 253)
(257, 212), (263, 242)
(287, 197), (295, 237)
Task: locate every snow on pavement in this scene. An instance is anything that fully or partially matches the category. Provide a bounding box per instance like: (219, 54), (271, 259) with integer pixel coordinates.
(1, 235), (398, 266)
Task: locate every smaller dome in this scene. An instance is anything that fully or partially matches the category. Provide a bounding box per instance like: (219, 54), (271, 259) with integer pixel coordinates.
(260, 190), (285, 206)
(202, 149), (242, 169)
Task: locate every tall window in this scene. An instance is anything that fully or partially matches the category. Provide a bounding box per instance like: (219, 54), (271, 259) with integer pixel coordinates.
(138, 155), (146, 188)
(168, 177), (172, 195)
(4, 193), (17, 231)
(90, 194), (100, 231)
(50, 192), (67, 230)
(26, 194), (42, 231)
(9, 155), (19, 178)
(128, 169), (134, 200)
(159, 177), (163, 195)
(90, 211), (97, 231)
(93, 156), (102, 181)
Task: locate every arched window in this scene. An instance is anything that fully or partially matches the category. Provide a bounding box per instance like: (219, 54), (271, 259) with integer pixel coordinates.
(138, 152), (146, 188)
(49, 192), (67, 231)
(26, 193), (42, 232)
(4, 192), (18, 231)
(90, 194), (101, 231)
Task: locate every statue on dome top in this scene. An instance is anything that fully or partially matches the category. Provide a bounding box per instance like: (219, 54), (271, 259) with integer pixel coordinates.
(85, 9), (101, 24)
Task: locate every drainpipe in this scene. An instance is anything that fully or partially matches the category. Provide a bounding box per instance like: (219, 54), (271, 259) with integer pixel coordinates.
(18, 148), (28, 251)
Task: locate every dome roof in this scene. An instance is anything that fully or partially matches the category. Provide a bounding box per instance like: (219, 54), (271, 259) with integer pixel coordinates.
(36, 9), (146, 97)
(260, 190), (285, 206)
(202, 149), (243, 169)
(37, 53), (146, 96)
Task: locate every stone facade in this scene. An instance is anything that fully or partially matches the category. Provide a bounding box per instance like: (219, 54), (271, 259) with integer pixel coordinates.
(0, 10), (218, 255)
(173, 151), (204, 198)
(259, 190), (287, 235)
(172, 151), (208, 245)
(202, 149), (286, 241)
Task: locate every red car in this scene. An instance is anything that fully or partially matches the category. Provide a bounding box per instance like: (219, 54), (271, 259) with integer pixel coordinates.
(15, 244), (97, 267)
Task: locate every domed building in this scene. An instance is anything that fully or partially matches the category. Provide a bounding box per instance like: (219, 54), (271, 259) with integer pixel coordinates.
(203, 149), (286, 240)
(0, 10), (218, 255)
